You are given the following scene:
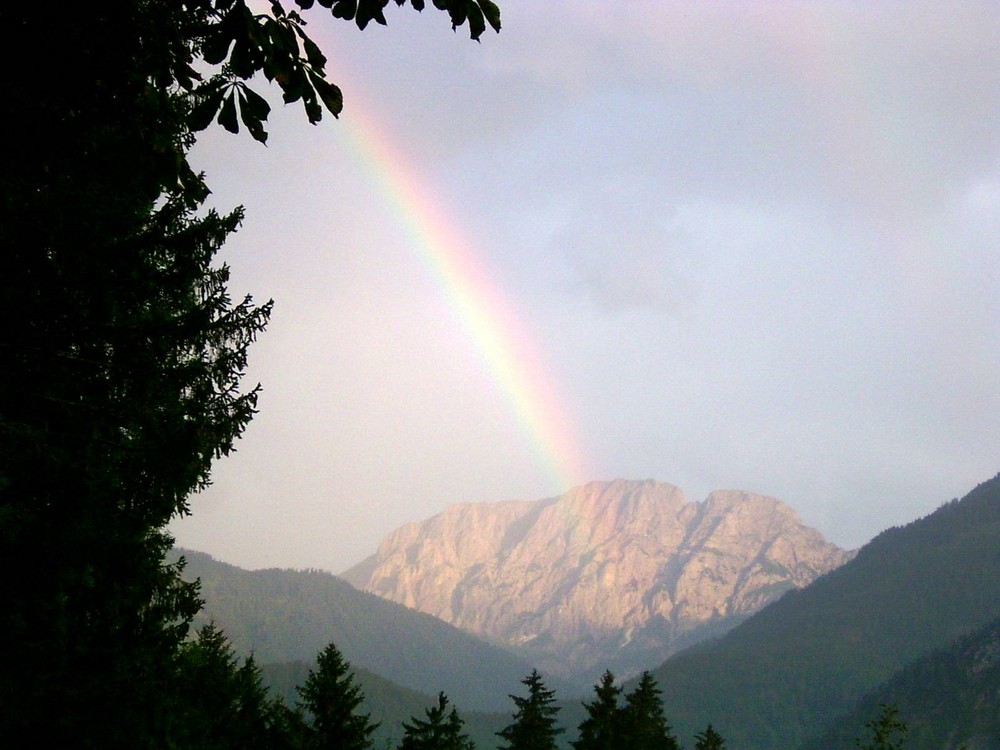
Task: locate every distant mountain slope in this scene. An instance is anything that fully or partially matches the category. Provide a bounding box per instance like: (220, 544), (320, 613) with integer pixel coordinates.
(800, 616), (1000, 750)
(645, 473), (1000, 750)
(343, 479), (850, 683)
(175, 550), (571, 713)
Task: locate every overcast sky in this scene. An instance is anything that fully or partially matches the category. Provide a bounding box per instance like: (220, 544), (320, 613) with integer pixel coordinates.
(170, 1), (1000, 574)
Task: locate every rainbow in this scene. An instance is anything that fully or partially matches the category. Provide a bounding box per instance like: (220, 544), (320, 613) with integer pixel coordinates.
(331, 88), (588, 493)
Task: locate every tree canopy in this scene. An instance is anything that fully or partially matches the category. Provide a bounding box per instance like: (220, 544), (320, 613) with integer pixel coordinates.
(398, 692), (475, 750)
(0, 1), (499, 745)
(620, 672), (680, 750)
(497, 670), (564, 750)
(298, 643), (378, 750)
(572, 670), (621, 750)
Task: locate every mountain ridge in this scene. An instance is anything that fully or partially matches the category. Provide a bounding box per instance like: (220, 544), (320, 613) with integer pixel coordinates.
(343, 478), (851, 681)
(643, 472), (1000, 750)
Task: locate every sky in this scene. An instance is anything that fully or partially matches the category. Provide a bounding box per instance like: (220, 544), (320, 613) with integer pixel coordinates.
(170, 1), (1000, 574)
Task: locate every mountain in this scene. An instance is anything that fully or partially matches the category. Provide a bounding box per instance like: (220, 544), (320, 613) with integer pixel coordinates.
(643, 473), (1000, 750)
(342, 479), (851, 682)
(800, 616), (1000, 750)
(175, 549), (571, 713)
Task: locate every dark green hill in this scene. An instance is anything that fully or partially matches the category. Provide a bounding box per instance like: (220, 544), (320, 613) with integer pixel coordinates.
(800, 616), (1000, 750)
(646, 473), (1000, 750)
(174, 549), (574, 713)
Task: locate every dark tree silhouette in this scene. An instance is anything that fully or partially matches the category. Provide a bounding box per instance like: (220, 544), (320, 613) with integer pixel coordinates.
(398, 692), (475, 750)
(172, 623), (294, 749)
(572, 670), (621, 750)
(497, 670), (564, 750)
(620, 672), (680, 750)
(694, 724), (726, 750)
(298, 643), (378, 750)
(0, 2), (499, 746)
(856, 704), (908, 750)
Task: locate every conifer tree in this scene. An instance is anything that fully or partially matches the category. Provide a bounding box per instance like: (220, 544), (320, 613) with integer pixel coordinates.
(172, 622), (292, 749)
(497, 670), (564, 750)
(855, 704), (908, 750)
(693, 724), (726, 750)
(0, 2), (500, 746)
(398, 692), (475, 750)
(298, 643), (378, 750)
(572, 670), (621, 750)
(619, 671), (680, 750)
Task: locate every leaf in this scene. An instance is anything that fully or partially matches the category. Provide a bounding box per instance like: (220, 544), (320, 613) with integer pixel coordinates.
(298, 31), (328, 71)
(448, 3), (467, 30)
(217, 92), (240, 134)
(294, 0), (315, 7)
(479, 0), (501, 32)
(357, 0), (388, 28)
(331, 0), (358, 20)
(237, 91), (268, 144)
(189, 88), (225, 132)
(280, 68), (307, 103)
(201, 30), (234, 66)
(310, 72), (343, 117)
(465, 2), (484, 40)
(303, 91), (323, 124)
(238, 84), (271, 122)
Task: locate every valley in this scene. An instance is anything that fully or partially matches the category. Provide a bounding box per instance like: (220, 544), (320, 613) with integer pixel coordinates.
(186, 474), (1000, 749)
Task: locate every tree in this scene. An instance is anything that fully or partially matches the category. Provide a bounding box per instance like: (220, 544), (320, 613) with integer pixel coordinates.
(619, 672), (680, 750)
(398, 692), (475, 750)
(497, 670), (564, 750)
(298, 643), (378, 750)
(856, 704), (908, 750)
(572, 670), (621, 750)
(172, 622), (292, 749)
(0, 1), (499, 746)
(693, 724), (726, 750)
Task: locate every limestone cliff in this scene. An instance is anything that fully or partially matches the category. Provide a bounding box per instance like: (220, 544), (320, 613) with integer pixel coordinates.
(342, 479), (851, 681)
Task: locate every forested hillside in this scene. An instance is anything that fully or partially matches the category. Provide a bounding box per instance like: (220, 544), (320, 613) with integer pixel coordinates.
(176, 549), (577, 712)
(644, 474), (1000, 750)
(800, 616), (1000, 750)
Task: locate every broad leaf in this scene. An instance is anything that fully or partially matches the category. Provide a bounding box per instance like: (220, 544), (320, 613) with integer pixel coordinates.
(217, 91), (240, 134)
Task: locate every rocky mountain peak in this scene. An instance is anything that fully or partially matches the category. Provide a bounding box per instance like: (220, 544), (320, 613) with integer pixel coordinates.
(342, 479), (851, 683)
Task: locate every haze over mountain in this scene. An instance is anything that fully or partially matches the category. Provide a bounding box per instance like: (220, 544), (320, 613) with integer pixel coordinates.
(343, 479), (850, 681)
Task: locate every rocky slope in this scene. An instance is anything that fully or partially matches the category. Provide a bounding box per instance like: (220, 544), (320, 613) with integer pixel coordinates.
(342, 479), (851, 681)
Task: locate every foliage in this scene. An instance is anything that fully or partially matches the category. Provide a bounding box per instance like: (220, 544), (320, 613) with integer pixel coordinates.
(262, 660), (509, 750)
(171, 622), (303, 749)
(178, 549), (548, 713)
(0, 1), (499, 746)
(0, 7), (267, 724)
(619, 672), (680, 750)
(855, 705), (907, 750)
(398, 692), (475, 750)
(497, 670), (565, 750)
(298, 643), (379, 750)
(801, 617), (1000, 750)
(694, 725), (726, 750)
(572, 671), (621, 750)
(183, 0), (502, 145)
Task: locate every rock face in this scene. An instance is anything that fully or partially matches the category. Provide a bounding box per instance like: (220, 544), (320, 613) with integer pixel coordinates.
(342, 479), (851, 682)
